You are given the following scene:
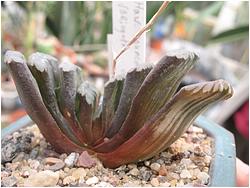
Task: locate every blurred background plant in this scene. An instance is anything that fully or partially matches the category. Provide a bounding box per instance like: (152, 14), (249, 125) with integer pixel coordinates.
(1, 1), (249, 164)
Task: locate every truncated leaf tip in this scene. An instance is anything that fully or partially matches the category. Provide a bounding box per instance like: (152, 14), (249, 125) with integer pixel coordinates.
(4, 50), (25, 64)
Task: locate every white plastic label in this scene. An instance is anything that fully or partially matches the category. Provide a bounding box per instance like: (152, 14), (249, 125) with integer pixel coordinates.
(112, 1), (146, 76)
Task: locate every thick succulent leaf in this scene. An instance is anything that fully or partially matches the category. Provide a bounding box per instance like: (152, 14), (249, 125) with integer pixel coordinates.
(76, 81), (98, 146)
(101, 77), (124, 136)
(94, 50), (198, 152)
(4, 50), (90, 153)
(27, 53), (81, 145)
(91, 103), (103, 146)
(97, 80), (233, 168)
(106, 66), (153, 138)
(58, 62), (87, 144)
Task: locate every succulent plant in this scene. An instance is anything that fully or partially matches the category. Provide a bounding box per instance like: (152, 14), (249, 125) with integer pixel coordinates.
(5, 50), (233, 168)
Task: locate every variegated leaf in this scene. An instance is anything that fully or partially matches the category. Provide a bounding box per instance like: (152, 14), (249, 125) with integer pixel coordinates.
(4, 50), (89, 153)
(94, 50), (198, 152)
(97, 80), (233, 168)
(106, 66), (153, 138)
(76, 81), (98, 146)
(27, 53), (81, 145)
(58, 62), (87, 144)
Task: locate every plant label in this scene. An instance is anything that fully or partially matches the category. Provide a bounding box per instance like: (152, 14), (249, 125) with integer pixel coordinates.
(112, 1), (146, 76)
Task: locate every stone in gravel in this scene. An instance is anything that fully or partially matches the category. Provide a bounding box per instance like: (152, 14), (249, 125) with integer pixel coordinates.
(44, 157), (63, 165)
(141, 170), (152, 181)
(193, 168), (201, 177)
(160, 182), (170, 187)
(127, 164), (137, 169)
(86, 176), (99, 185)
(150, 178), (160, 187)
(168, 172), (180, 180)
(43, 157), (65, 171)
(158, 175), (168, 183)
(59, 153), (68, 160)
(94, 182), (113, 187)
(76, 151), (96, 168)
(180, 158), (192, 166)
(176, 180), (185, 186)
(1, 171), (10, 178)
(150, 162), (161, 172)
(129, 168), (140, 176)
(202, 167), (209, 173)
(197, 172), (209, 184)
(204, 156), (212, 166)
(43, 149), (60, 158)
(22, 170), (30, 178)
(159, 165), (168, 176)
(180, 169), (192, 178)
(63, 176), (76, 185)
(2, 176), (17, 187)
(46, 161), (65, 171)
(1, 142), (18, 163)
(71, 168), (87, 180)
(12, 152), (25, 163)
(8, 162), (20, 171)
(23, 170), (59, 187)
(64, 153), (79, 167)
(29, 147), (39, 159)
(156, 159), (164, 165)
(144, 161), (150, 166)
(170, 179), (178, 187)
(122, 182), (140, 187)
(29, 160), (40, 170)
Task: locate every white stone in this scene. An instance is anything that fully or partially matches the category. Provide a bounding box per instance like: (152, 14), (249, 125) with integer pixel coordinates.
(129, 168), (140, 176)
(23, 170), (59, 187)
(160, 182), (171, 187)
(197, 172), (209, 184)
(94, 181), (113, 187)
(150, 178), (160, 187)
(64, 153), (79, 167)
(150, 163), (161, 172)
(63, 176), (76, 185)
(180, 169), (192, 179)
(86, 176), (99, 185)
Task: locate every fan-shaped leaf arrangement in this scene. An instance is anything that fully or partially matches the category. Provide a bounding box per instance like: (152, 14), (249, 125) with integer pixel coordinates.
(4, 50), (233, 168)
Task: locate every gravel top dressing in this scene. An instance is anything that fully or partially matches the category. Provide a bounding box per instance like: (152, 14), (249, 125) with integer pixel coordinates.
(1, 124), (213, 187)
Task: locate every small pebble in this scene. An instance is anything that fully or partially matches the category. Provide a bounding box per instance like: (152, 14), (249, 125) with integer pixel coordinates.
(159, 165), (168, 176)
(129, 168), (139, 176)
(86, 176), (99, 185)
(63, 176), (76, 185)
(71, 168), (87, 180)
(127, 164), (137, 169)
(29, 160), (40, 170)
(94, 181), (113, 187)
(46, 161), (65, 171)
(141, 170), (152, 181)
(2, 176), (17, 187)
(150, 178), (160, 187)
(150, 163), (161, 172)
(176, 179), (185, 186)
(197, 172), (209, 184)
(169, 172), (180, 180)
(44, 157), (63, 165)
(180, 169), (192, 179)
(160, 182), (171, 187)
(170, 179), (178, 187)
(144, 161), (150, 167)
(23, 170), (59, 187)
(64, 153), (79, 167)
(12, 152), (25, 163)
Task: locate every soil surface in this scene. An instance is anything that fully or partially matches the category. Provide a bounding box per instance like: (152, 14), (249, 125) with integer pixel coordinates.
(1, 124), (213, 187)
